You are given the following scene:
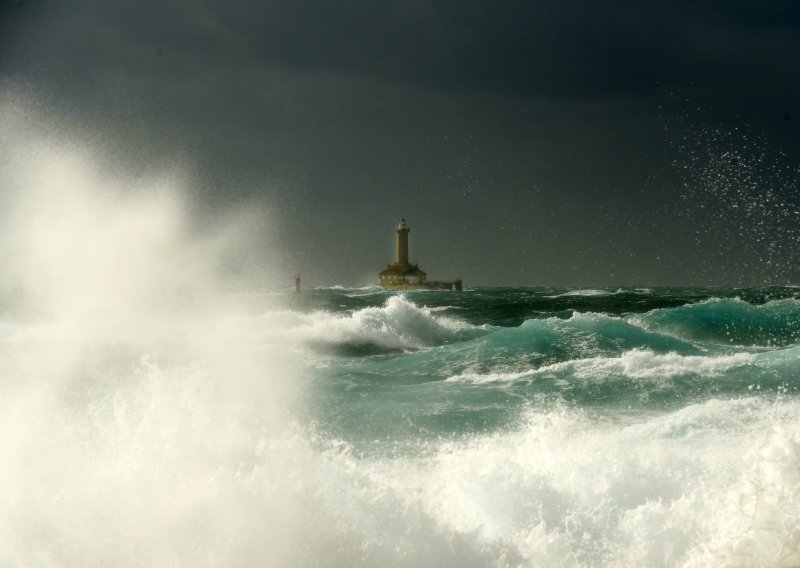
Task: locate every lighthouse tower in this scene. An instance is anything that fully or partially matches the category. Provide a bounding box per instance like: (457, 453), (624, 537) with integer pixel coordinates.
(396, 218), (410, 268)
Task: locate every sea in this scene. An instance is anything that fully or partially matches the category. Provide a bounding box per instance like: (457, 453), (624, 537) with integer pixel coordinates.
(5, 282), (799, 567)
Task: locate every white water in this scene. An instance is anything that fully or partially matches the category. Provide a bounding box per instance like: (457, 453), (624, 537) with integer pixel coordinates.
(280, 399), (800, 567)
(391, 400), (800, 567)
(448, 349), (756, 384)
(273, 295), (473, 352)
(0, 105), (340, 566)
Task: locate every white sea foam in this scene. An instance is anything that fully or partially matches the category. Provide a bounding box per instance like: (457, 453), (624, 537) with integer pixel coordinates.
(545, 288), (643, 298)
(429, 305), (457, 312)
(549, 349), (755, 381)
(275, 295), (473, 353)
(330, 398), (800, 567)
(447, 368), (533, 383)
(448, 348), (755, 384)
(551, 288), (612, 297)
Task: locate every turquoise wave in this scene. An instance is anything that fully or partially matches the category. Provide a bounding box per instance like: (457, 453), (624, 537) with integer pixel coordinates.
(310, 292), (800, 441)
(631, 297), (800, 347)
(363, 312), (701, 380)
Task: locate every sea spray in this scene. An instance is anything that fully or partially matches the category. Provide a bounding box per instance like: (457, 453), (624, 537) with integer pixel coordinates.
(0, 109), (349, 567)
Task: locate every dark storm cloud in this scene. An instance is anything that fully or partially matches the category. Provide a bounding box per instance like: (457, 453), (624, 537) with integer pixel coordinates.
(7, 0), (800, 101)
(3, 0), (800, 285)
(209, 0), (800, 102)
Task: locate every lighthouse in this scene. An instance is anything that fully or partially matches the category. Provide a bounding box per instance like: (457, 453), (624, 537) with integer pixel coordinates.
(378, 219), (462, 290)
(396, 218), (410, 268)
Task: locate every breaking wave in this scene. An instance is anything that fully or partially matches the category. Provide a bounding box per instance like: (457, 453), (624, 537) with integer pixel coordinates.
(551, 288), (617, 297)
(310, 399), (800, 567)
(447, 348), (756, 384)
(276, 295), (482, 356)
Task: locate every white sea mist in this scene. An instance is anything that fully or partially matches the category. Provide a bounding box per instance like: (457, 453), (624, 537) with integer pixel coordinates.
(0, 101), (351, 567)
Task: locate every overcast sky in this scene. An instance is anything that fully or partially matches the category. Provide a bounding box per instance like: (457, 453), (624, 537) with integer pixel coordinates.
(2, 0), (800, 286)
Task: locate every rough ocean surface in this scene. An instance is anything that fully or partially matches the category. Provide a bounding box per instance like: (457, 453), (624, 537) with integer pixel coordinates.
(3, 283), (800, 567)
(291, 287), (800, 567)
